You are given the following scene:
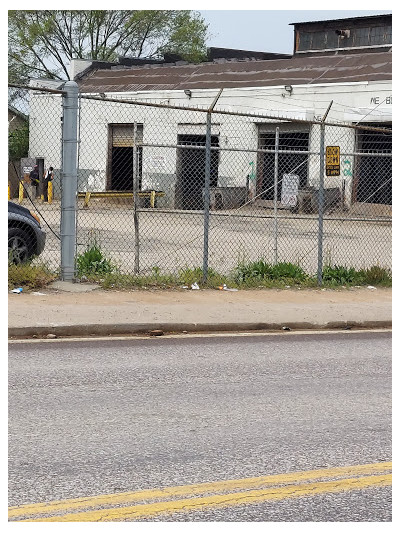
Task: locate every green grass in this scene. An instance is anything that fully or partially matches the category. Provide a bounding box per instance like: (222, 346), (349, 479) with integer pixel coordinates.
(359, 265), (392, 287)
(8, 257), (391, 293)
(92, 262), (391, 290)
(234, 260), (307, 285)
(8, 262), (57, 291)
(321, 264), (392, 287)
(322, 264), (364, 285)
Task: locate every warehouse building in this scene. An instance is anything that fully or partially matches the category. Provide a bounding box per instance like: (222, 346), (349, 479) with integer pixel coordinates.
(29, 13), (392, 209)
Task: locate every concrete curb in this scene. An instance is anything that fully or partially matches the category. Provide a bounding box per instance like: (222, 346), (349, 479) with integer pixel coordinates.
(8, 320), (392, 339)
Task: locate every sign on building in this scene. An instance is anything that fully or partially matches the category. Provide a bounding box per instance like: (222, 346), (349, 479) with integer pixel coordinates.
(281, 174), (299, 207)
(326, 146), (340, 176)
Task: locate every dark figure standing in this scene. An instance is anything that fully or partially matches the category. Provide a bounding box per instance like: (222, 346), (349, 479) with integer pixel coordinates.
(43, 167), (54, 202)
(29, 165), (40, 198)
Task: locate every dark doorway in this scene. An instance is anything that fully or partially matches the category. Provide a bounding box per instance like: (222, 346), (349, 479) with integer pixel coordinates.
(355, 124), (392, 205)
(258, 130), (309, 200)
(110, 147), (143, 191)
(176, 134), (219, 210)
(109, 124), (143, 191)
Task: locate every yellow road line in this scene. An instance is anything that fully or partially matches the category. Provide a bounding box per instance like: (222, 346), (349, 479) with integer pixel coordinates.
(9, 462), (391, 521)
(22, 474), (391, 522)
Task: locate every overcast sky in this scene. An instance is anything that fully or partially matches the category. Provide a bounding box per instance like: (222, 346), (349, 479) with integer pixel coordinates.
(199, 9), (392, 54)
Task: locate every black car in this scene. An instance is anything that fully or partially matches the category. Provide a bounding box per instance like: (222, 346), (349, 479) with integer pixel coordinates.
(8, 201), (46, 263)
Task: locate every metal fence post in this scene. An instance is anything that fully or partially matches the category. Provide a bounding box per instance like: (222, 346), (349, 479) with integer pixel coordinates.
(273, 127), (280, 265)
(132, 123), (140, 274)
(202, 111), (212, 282)
(317, 123), (325, 285)
(60, 81), (79, 281)
(203, 89), (223, 283)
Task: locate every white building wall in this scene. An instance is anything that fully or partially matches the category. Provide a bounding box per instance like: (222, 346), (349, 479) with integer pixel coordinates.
(28, 92), (63, 196)
(29, 79), (391, 206)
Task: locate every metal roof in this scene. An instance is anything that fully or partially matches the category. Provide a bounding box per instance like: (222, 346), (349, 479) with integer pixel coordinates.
(78, 51), (391, 94)
(289, 13), (391, 26)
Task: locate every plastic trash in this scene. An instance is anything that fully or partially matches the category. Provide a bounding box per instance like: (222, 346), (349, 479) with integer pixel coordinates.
(191, 282), (200, 290)
(218, 284), (238, 292)
(33, 292), (46, 296)
(367, 285), (377, 290)
(11, 287), (23, 294)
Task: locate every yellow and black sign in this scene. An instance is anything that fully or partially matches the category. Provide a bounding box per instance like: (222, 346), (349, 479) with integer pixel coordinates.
(326, 146), (340, 176)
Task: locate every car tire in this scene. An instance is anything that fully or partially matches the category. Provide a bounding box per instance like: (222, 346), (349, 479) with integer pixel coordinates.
(8, 227), (33, 264)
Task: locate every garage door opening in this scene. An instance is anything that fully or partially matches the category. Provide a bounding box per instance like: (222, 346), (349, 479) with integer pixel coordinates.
(176, 134), (219, 210)
(355, 124), (392, 205)
(258, 128), (309, 201)
(109, 124), (143, 191)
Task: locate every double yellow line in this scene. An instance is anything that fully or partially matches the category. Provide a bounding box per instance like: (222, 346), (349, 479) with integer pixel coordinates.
(9, 461), (391, 522)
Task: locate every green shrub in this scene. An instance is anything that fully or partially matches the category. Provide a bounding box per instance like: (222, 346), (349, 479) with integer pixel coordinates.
(270, 262), (307, 281)
(234, 259), (273, 283)
(234, 259), (307, 284)
(359, 265), (392, 286)
(322, 264), (363, 285)
(76, 232), (117, 277)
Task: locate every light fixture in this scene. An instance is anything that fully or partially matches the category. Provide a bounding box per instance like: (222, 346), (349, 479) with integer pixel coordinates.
(184, 89), (192, 98)
(335, 29), (350, 39)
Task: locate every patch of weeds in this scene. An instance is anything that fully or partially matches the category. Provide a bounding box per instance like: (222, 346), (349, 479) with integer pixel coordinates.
(178, 267), (230, 288)
(359, 265), (392, 287)
(322, 264), (364, 286)
(234, 259), (307, 285)
(87, 261), (391, 292)
(76, 231), (117, 277)
(234, 259), (273, 283)
(8, 261), (57, 291)
(99, 271), (179, 290)
(270, 262), (307, 281)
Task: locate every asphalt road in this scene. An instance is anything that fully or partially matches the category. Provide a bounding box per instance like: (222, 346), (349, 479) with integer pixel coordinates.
(8, 331), (392, 521)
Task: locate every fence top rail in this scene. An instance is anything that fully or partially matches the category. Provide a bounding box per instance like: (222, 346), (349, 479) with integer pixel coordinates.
(8, 83), (67, 95)
(77, 93), (392, 134)
(8, 83), (392, 134)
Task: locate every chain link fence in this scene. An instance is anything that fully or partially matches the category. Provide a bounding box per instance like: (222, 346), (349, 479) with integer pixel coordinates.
(8, 84), (392, 282)
(8, 85), (63, 270)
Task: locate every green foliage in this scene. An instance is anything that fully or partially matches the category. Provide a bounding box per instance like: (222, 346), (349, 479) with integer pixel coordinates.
(161, 11), (208, 63)
(359, 265), (392, 286)
(8, 262), (57, 290)
(178, 267), (229, 288)
(91, 260), (393, 291)
(8, 10), (209, 82)
(321, 264), (392, 287)
(8, 122), (29, 160)
(234, 260), (307, 284)
(100, 272), (178, 290)
(76, 232), (117, 276)
(322, 264), (363, 285)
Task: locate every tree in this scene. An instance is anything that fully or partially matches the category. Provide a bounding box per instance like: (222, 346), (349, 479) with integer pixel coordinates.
(8, 10), (209, 83)
(8, 122), (29, 161)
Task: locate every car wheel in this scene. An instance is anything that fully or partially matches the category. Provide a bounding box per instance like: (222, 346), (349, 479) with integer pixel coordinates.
(8, 227), (32, 264)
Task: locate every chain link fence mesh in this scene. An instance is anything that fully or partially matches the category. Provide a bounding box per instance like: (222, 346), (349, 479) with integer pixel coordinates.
(8, 85), (392, 281)
(8, 86), (63, 271)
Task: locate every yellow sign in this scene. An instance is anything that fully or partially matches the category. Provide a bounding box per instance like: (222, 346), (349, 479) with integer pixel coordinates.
(326, 146), (340, 176)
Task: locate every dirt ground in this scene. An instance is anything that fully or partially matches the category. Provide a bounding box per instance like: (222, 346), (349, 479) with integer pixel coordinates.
(20, 199), (392, 276)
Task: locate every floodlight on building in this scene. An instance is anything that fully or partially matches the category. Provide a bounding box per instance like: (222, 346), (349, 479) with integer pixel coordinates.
(335, 29), (350, 39)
